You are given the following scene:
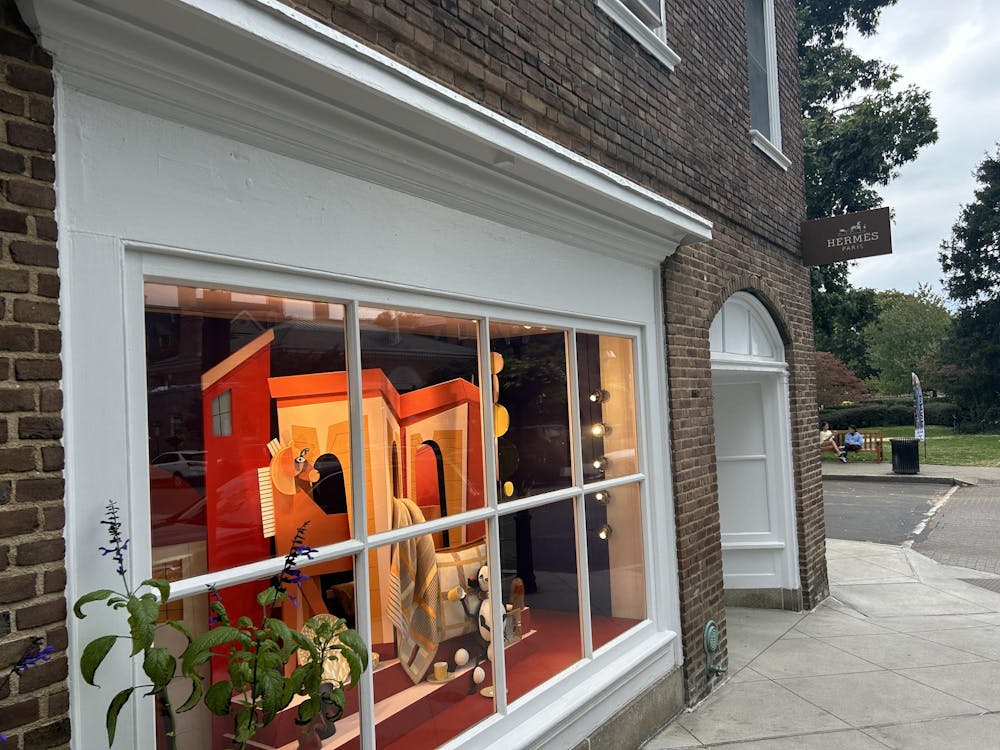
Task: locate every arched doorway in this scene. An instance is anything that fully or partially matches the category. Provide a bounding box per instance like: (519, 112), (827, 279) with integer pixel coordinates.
(710, 292), (800, 609)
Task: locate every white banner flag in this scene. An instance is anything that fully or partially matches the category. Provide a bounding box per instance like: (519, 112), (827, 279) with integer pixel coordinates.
(912, 372), (925, 441)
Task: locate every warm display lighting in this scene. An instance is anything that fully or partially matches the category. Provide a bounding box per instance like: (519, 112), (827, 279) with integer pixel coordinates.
(592, 457), (608, 471)
(591, 423), (611, 437)
(588, 388), (610, 404)
(597, 524), (612, 540)
(594, 491), (611, 505)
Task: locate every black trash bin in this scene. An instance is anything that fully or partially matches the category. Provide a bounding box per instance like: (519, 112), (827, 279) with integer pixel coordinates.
(891, 438), (920, 474)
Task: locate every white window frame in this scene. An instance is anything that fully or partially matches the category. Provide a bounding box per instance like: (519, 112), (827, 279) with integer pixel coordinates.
(744, 0), (791, 171)
(66, 241), (678, 750)
(596, 0), (681, 70)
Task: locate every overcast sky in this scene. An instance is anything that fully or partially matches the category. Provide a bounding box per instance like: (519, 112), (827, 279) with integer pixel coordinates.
(843, 0), (1000, 298)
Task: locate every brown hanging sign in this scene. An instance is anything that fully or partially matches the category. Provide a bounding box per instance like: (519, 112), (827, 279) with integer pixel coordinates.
(801, 207), (892, 266)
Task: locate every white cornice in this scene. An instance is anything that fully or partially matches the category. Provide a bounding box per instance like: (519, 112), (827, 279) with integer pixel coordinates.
(17, 0), (711, 267)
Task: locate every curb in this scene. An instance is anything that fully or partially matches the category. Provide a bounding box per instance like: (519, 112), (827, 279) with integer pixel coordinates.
(822, 472), (973, 486)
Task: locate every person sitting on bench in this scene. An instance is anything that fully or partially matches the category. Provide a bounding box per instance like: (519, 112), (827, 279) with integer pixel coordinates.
(842, 425), (863, 462)
(820, 422), (843, 457)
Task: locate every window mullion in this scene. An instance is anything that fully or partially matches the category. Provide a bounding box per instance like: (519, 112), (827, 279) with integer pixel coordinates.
(566, 330), (594, 659)
(479, 316), (507, 713)
(345, 300), (376, 750)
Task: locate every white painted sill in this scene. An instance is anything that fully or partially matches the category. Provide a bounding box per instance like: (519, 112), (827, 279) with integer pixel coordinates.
(750, 128), (791, 171)
(596, 0), (680, 70)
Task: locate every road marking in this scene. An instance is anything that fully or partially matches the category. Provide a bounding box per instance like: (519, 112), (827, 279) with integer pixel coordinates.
(906, 484), (960, 543)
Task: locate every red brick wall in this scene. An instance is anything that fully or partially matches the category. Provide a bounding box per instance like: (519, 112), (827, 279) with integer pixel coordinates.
(0, 1), (68, 747)
(277, 0), (822, 705)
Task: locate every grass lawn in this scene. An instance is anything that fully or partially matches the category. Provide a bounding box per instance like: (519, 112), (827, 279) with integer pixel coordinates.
(820, 425), (1000, 467)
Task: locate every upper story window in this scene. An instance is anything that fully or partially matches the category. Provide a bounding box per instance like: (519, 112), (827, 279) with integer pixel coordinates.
(597, 0), (680, 70)
(743, 0), (790, 170)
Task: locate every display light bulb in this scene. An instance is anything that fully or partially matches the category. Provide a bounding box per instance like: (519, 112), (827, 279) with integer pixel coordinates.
(597, 524), (612, 540)
(591, 423), (611, 437)
(592, 456), (608, 471)
(588, 388), (610, 404)
(594, 491), (611, 506)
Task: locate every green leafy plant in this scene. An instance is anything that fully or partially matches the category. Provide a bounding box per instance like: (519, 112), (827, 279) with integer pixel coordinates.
(75, 502), (367, 749)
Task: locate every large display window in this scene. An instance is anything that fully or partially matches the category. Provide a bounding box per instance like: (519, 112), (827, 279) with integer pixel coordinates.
(138, 281), (651, 748)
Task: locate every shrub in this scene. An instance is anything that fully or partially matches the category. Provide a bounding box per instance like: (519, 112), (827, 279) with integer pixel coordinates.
(819, 400), (959, 429)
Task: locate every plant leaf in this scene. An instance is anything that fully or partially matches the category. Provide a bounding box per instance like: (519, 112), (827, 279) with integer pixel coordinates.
(73, 589), (116, 619)
(338, 629), (369, 672)
(81, 635), (118, 686)
(126, 595), (160, 655)
(182, 626), (240, 675)
(204, 679), (233, 716)
(141, 578), (171, 603)
(143, 647), (176, 691)
(338, 643), (363, 687)
(177, 674), (203, 713)
(258, 668), (287, 724)
(165, 619), (194, 643)
(106, 687), (135, 745)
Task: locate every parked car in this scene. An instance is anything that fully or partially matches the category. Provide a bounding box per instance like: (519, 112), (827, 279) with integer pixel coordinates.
(150, 450), (207, 487)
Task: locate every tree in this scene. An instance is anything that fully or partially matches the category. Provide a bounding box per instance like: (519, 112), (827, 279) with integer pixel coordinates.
(815, 350), (869, 407)
(799, 1), (938, 376)
(864, 285), (951, 394)
(938, 148), (1000, 429)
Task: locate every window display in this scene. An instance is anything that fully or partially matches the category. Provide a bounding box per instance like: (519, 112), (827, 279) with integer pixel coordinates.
(144, 284), (649, 748)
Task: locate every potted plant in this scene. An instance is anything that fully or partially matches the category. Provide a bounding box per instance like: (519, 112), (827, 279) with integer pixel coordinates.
(75, 501), (367, 749)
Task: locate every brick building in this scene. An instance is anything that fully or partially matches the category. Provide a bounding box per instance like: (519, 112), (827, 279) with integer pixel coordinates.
(0, 0), (827, 748)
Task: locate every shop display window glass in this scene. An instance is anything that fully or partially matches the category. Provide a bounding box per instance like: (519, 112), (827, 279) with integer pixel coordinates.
(144, 283), (350, 579)
(358, 308), (484, 537)
(153, 557), (359, 750)
(368, 520), (495, 749)
(577, 333), (639, 481)
(140, 278), (650, 748)
(585, 484), (647, 650)
(498, 499), (582, 702)
(487, 323), (572, 501)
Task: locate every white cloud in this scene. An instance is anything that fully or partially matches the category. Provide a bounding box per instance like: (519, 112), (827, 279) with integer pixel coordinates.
(841, 0), (1000, 297)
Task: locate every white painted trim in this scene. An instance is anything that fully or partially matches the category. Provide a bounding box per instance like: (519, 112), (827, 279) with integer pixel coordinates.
(762, 0), (783, 151)
(750, 128), (791, 171)
(721, 540), (786, 550)
(596, 0), (681, 70)
(18, 0), (709, 266)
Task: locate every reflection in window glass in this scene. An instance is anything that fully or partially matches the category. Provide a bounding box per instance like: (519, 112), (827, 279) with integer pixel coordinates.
(153, 558), (361, 750)
(144, 283), (349, 584)
(577, 333), (638, 481)
(359, 308), (485, 540)
(369, 522), (495, 749)
(586, 484), (647, 650)
(489, 324), (571, 500)
(499, 500), (581, 701)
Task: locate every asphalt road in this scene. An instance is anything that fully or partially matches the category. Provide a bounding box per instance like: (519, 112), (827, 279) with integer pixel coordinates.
(823, 479), (953, 545)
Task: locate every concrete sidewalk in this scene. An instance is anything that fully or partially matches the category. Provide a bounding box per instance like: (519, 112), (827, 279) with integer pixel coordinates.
(645, 537), (1000, 749)
(821, 459), (1000, 486)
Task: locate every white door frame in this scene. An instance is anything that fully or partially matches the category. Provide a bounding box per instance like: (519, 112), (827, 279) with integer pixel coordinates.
(709, 293), (799, 591)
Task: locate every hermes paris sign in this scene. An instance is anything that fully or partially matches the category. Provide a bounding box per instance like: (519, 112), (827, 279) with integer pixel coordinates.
(800, 207), (892, 266)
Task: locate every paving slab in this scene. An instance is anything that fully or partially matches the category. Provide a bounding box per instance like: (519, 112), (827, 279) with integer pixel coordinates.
(817, 632), (983, 669)
(865, 613), (983, 632)
(915, 625), (1000, 660)
(644, 723), (701, 749)
(676, 681), (849, 745)
(777, 670), (983, 726)
(791, 609), (893, 637)
(749, 637), (882, 679)
(864, 713), (1000, 749)
(826, 556), (913, 584)
(707, 729), (886, 749)
(831, 581), (990, 617)
(898, 661), (1000, 711)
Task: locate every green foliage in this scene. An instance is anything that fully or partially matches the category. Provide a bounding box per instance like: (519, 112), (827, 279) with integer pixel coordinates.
(820, 400), (958, 429)
(938, 147), (1000, 430)
(798, 1), (937, 220)
(865, 285), (951, 393)
(75, 511), (368, 750)
(800, 0), (938, 378)
(940, 148), (1000, 304)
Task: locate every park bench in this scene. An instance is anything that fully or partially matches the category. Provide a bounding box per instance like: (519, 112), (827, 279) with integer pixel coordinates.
(833, 429), (884, 462)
